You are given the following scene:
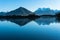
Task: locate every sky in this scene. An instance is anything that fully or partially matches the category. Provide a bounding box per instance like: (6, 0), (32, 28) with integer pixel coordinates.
(0, 0), (60, 12)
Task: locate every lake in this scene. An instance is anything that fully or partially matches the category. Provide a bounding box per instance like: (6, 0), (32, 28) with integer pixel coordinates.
(0, 17), (60, 40)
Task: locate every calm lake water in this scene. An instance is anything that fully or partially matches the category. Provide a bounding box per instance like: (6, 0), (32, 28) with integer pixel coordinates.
(0, 17), (60, 40)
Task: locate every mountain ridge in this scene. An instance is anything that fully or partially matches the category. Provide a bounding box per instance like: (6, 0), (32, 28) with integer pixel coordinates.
(34, 8), (59, 15)
(6, 7), (33, 16)
(0, 7), (60, 16)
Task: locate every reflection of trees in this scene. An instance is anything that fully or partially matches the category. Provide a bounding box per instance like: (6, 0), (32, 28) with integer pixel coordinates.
(0, 15), (40, 26)
(55, 12), (60, 22)
(1, 15), (60, 26)
(56, 12), (60, 17)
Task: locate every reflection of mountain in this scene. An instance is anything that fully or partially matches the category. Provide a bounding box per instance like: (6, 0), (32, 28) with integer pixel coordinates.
(6, 17), (60, 26)
(8, 18), (31, 26)
(0, 18), (31, 26)
(35, 17), (56, 25)
(0, 17), (60, 26)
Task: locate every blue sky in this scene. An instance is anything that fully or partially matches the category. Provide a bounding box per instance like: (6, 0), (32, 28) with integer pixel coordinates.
(0, 0), (60, 12)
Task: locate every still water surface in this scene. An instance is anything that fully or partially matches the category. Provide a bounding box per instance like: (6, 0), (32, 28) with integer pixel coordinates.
(0, 17), (60, 40)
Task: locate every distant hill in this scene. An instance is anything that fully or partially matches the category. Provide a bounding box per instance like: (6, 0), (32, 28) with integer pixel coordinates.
(34, 8), (59, 15)
(6, 7), (33, 16)
(0, 12), (7, 16)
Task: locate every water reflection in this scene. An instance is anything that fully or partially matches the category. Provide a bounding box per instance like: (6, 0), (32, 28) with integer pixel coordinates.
(0, 17), (60, 40)
(0, 18), (31, 26)
(35, 17), (56, 25)
(0, 17), (60, 26)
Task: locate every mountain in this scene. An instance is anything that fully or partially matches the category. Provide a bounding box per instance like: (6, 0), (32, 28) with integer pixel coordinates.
(6, 7), (33, 16)
(0, 7), (60, 16)
(0, 12), (7, 16)
(34, 8), (58, 15)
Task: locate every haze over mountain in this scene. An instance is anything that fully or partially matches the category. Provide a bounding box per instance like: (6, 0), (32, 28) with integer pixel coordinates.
(34, 8), (60, 15)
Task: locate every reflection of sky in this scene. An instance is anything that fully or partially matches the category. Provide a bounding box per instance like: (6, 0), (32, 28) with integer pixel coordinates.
(0, 0), (60, 12)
